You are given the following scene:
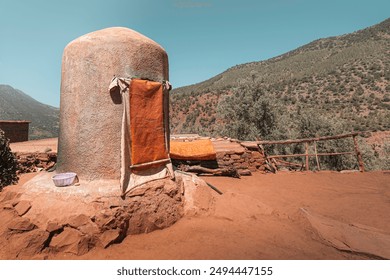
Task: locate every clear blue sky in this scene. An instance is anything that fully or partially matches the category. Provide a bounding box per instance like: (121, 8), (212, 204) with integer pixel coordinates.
(0, 0), (389, 107)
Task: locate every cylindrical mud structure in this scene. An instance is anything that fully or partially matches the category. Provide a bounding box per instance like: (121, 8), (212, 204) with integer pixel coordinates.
(57, 27), (169, 179)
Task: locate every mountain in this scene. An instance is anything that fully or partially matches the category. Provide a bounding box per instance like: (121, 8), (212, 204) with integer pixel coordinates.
(170, 18), (390, 138)
(0, 85), (59, 139)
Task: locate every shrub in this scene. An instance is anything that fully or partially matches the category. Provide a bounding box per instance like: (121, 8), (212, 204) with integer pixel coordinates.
(380, 142), (390, 170)
(217, 87), (278, 140)
(0, 129), (19, 190)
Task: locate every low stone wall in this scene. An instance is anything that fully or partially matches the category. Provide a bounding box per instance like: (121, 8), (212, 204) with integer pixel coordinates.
(172, 138), (267, 176)
(15, 152), (57, 174)
(216, 149), (266, 176)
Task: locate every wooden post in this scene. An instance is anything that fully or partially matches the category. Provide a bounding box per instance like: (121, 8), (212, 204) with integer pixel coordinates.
(305, 142), (309, 171)
(258, 144), (276, 173)
(353, 135), (365, 172)
(313, 141), (321, 171)
(268, 151), (355, 158)
(257, 132), (359, 145)
(257, 132), (362, 173)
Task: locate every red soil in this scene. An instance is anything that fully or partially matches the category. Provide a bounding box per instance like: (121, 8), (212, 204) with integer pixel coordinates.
(4, 137), (390, 260)
(3, 170), (390, 260)
(68, 170), (389, 260)
(10, 138), (58, 153)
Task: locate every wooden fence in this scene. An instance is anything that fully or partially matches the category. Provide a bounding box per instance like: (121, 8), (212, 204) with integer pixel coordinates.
(257, 132), (364, 172)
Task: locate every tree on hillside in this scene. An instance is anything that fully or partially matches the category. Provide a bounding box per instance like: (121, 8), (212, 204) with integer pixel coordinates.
(217, 87), (278, 140)
(0, 129), (18, 190)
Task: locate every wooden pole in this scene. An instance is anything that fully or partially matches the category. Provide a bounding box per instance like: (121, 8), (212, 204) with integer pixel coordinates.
(257, 132), (360, 145)
(305, 142), (309, 171)
(353, 135), (365, 172)
(257, 144), (276, 173)
(178, 165), (241, 178)
(267, 151), (355, 159)
(313, 141), (321, 171)
(130, 158), (171, 169)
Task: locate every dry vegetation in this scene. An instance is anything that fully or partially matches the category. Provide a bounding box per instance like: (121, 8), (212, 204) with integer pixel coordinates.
(0, 129), (18, 190)
(170, 18), (390, 170)
(171, 19), (390, 135)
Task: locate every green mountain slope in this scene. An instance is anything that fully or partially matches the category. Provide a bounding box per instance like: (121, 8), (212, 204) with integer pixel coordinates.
(170, 18), (390, 137)
(0, 85), (59, 139)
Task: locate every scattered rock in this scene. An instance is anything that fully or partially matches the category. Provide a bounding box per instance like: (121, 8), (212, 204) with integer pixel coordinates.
(68, 214), (91, 228)
(238, 169), (252, 176)
(0, 191), (21, 203)
(15, 152), (57, 174)
(50, 227), (84, 255)
(0, 174), (192, 258)
(14, 200), (32, 216)
(2, 203), (14, 210)
(99, 229), (121, 248)
(8, 229), (49, 258)
(93, 211), (115, 229)
(0, 208), (18, 234)
(7, 217), (36, 232)
(78, 221), (100, 235)
(128, 214), (158, 234)
(46, 221), (63, 233)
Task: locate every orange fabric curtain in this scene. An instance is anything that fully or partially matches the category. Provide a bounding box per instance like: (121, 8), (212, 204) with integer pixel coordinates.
(170, 139), (216, 160)
(129, 79), (169, 165)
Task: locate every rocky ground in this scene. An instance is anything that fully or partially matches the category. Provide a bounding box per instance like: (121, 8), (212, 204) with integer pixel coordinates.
(0, 171), (186, 259)
(1, 170), (389, 260)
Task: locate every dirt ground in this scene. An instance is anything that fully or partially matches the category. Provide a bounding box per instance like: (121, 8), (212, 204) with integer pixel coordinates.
(10, 170), (382, 260)
(4, 138), (390, 259)
(10, 138), (58, 153)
